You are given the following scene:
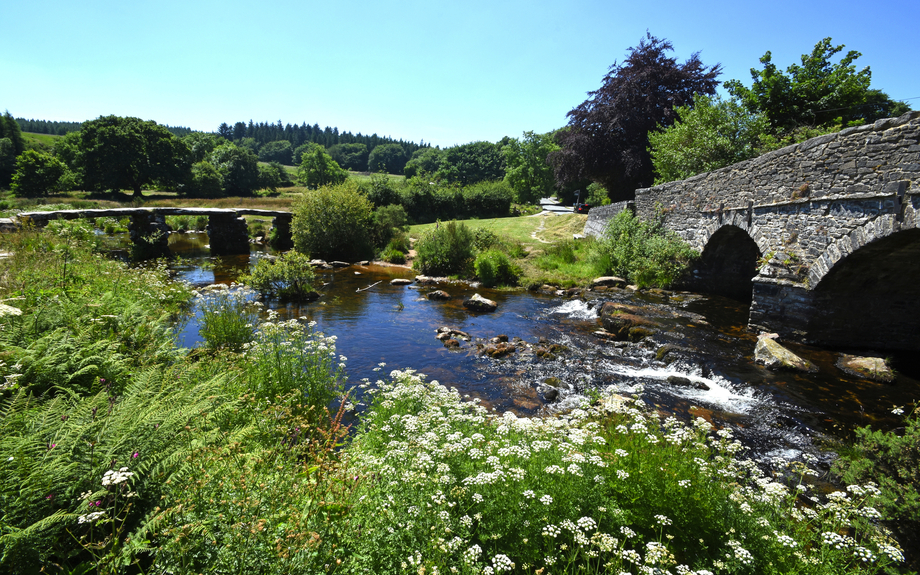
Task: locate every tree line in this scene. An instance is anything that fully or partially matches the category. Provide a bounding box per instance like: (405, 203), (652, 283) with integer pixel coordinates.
(3, 34), (911, 204)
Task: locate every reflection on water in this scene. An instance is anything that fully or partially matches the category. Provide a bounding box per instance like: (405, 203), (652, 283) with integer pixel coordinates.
(163, 232), (919, 464)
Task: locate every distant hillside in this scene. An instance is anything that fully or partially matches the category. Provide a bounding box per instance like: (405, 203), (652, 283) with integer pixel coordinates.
(15, 118), (192, 137)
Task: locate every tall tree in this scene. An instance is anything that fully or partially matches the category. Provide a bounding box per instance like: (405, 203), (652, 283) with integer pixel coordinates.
(725, 38), (909, 131)
(501, 131), (559, 204)
(549, 33), (721, 201)
(367, 143), (407, 174)
(437, 141), (504, 185)
(0, 110), (26, 186)
(649, 94), (770, 184)
(79, 115), (191, 198)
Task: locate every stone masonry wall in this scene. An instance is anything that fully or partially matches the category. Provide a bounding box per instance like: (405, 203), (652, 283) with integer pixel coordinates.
(583, 201), (634, 237)
(634, 111), (920, 289)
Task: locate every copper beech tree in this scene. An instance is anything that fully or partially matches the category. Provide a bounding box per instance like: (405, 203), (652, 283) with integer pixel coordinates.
(550, 33), (722, 202)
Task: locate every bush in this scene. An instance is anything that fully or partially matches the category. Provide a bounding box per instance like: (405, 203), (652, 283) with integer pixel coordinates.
(291, 181), (374, 261)
(296, 144), (348, 189)
(474, 249), (519, 287)
(187, 160), (224, 198)
(241, 251), (317, 301)
(196, 285), (259, 351)
(361, 172), (401, 207)
(413, 221), (474, 277)
(371, 204), (409, 249)
(11, 150), (66, 197)
(591, 210), (698, 288)
(380, 247), (406, 264)
(399, 179), (463, 224)
(585, 182), (611, 206)
(834, 406), (920, 558)
(342, 370), (906, 574)
(462, 180), (513, 218)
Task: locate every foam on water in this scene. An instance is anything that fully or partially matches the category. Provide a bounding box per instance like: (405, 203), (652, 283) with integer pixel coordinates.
(547, 299), (599, 321)
(598, 361), (761, 414)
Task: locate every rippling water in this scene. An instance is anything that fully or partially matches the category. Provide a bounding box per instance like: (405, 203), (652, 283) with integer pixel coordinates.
(164, 232), (919, 465)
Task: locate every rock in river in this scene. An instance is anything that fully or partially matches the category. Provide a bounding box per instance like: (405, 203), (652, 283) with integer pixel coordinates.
(836, 354), (895, 383)
(754, 337), (817, 373)
(464, 293), (497, 312)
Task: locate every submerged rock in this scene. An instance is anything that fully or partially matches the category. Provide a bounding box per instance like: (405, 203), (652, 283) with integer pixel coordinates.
(427, 290), (452, 300)
(666, 375), (710, 391)
(754, 337), (818, 373)
(481, 342), (517, 358)
(464, 293), (497, 312)
(436, 326), (471, 341)
(836, 354), (895, 383)
(443, 338), (460, 348)
(597, 302), (661, 341)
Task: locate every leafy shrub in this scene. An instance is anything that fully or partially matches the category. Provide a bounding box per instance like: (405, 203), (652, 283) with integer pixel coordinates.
(586, 182), (611, 206)
(297, 144), (348, 189)
(11, 150), (66, 197)
(291, 182), (374, 262)
(187, 160), (223, 198)
(196, 285), (259, 351)
(474, 249), (519, 287)
(413, 221), (474, 277)
(462, 180), (513, 218)
(380, 247), (406, 264)
(399, 179), (463, 224)
(371, 204), (409, 249)
(591, 209), (698, 288)
(834, 406), (920, 554)
(361, 172), (401, 207)
(244, 317), (345, 411)
(241, 251), (316, 301)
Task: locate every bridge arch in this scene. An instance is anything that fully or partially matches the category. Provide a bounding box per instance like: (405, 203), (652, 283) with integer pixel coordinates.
(806, 225), (920, 351)
(682, 223), (763, 303)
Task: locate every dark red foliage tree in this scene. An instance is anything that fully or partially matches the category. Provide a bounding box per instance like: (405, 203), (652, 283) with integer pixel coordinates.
(550, 33), (722, 201)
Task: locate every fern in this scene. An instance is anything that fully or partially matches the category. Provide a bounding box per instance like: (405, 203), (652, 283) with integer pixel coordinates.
(0, 362), (244, 573)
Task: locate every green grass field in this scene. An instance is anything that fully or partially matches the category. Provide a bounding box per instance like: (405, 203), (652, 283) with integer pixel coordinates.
(409, 213), (587, 249)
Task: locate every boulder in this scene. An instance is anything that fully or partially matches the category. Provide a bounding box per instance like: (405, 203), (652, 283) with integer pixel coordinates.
(415, 275), (437, 285)
(490, 334), (509, 343)
(463, 293), (497, 312)
(591, 276), (627, 289)
(390, 278), (412, 285)
(331, 261), (350, 268)
(443, 338), (460, 348)
(754, 337), (818, 373)
(427, 290), (452, 301)
(836, 354), (895, 383)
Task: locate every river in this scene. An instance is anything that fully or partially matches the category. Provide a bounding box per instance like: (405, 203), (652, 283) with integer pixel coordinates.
(163, 231), (919, 469)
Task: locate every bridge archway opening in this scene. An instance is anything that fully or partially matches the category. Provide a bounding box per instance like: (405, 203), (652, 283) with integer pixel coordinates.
(685, 225), (760, 303)
(810, 229), (920, 352)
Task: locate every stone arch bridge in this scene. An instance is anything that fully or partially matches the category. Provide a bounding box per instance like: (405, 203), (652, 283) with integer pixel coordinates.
(586, 112), (920, 352)
(6, 207), (293, 255)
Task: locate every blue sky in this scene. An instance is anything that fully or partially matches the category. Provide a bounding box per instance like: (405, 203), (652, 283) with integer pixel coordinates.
(2, 0), (918, 148)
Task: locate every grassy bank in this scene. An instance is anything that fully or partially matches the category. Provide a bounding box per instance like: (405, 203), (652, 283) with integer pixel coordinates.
(0, 225), (910, 574)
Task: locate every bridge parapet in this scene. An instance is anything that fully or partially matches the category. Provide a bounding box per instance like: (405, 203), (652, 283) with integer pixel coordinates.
(631, 111), (920, 350)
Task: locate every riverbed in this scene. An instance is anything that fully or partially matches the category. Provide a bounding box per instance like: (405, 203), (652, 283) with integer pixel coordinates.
(165, 231), (919, 468)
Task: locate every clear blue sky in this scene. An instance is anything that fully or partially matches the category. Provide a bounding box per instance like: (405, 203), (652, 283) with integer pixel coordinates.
(2, 0), (918, 148)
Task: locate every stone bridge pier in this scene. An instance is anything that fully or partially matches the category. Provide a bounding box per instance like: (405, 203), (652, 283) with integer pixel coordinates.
(128, 212), (171, 257)
(617, 111), (920, 352)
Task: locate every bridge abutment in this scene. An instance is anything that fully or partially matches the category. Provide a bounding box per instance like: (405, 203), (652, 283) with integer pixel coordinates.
(270, 214), (294, 250)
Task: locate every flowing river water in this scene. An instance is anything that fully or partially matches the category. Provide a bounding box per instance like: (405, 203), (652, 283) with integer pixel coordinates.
(161, 232), (918, 471)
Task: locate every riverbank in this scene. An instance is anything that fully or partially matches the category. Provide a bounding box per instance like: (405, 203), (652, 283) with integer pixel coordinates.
(0, 223), (913, 572)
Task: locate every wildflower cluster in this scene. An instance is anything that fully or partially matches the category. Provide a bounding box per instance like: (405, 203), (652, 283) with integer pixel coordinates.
(339, 370), (905, 574)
